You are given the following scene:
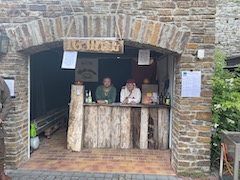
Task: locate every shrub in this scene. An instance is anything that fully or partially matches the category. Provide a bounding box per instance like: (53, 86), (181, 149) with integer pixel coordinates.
(211, 51), (240, 167)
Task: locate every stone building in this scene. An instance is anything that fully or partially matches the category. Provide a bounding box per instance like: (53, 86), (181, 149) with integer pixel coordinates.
(216, 0), (240, 68)
(0, 0), (238, 174)
(216, 0), (240, 57)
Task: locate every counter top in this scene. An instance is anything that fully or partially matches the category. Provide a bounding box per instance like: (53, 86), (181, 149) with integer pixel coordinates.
(83, 103), (170, 108)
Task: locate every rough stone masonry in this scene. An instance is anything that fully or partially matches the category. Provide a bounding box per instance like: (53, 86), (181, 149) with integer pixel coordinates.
(216, 0), (240, 57)
(0, 0), (230, 174)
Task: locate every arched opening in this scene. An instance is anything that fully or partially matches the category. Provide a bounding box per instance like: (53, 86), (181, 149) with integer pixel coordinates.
(30, 45), (168, 119)
(5, 14), (190, 173)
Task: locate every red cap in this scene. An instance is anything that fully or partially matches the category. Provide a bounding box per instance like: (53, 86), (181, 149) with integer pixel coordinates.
(127, 79), (135, 84)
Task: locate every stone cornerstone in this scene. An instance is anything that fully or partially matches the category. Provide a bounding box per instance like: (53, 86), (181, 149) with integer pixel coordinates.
(0, 0), (218, 173)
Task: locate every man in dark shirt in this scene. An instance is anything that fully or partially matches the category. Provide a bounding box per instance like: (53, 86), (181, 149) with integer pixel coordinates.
(95, 77), (116, 104)
(0, 77), (12, 180)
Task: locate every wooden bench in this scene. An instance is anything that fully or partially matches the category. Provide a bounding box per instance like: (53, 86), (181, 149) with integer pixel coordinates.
(32, 107), (68, 138)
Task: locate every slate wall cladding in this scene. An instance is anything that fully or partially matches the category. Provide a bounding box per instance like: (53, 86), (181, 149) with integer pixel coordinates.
(0, 0), (217, 173)
(216, 0), (240, 57)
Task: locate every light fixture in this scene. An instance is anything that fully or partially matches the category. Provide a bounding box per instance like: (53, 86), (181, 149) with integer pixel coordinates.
(197, 49), (204, 60)
(0, 32), (10, 55)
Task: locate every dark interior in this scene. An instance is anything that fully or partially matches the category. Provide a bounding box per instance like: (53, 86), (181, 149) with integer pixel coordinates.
(30, 46), (162, 120)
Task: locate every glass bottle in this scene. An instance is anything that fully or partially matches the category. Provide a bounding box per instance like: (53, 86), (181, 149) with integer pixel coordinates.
(165, 93), (170, 105)
(85, 90), (89, 103)
(88, 90), (92, 103)
(159, 93), (163, 104)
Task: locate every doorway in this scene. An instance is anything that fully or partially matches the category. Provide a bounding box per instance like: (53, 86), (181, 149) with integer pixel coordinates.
(28, 45), (175, 175)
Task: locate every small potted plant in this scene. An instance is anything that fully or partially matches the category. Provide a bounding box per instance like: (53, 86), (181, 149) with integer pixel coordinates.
(30, 123), (40, 151)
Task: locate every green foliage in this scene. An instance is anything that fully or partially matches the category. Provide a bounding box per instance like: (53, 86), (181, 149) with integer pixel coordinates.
(232, 0), (240, 3)
(211, 51), (240, 166)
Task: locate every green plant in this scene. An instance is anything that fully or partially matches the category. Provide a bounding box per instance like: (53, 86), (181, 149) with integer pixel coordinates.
(211, 51), (240, 168)
(232, 31), (237, 36)
(232, 0), (240, 3)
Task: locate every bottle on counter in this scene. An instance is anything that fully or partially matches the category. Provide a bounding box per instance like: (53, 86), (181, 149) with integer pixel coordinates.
(88, 90), (92, 103)
(165, 93), (170, 105)
(156, 95), (159, 104)
(151, 92), (158, 104)
(85, 90), (89, 103)
(159, 93), (163, 104)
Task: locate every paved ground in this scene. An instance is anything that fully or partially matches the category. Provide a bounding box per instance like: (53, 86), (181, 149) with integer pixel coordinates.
(22, 129), (174, 175)
(8, 129), (219, 180)
(6, 170), (185, 180)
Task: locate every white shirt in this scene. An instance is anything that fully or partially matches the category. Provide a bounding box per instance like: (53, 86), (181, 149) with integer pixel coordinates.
(120, 87), (141, 103)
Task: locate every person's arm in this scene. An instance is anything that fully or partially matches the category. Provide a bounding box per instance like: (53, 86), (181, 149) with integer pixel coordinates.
(135, 88), (141, 103)
(107, 87), (116, 104)
(128, 89), (141, 104)
(120, 88), (125, 103)
(128, 88), (141, 104)
(95, 86), (101, 101)
(0, 79), (12, 122)
(95, 86), (106, 104)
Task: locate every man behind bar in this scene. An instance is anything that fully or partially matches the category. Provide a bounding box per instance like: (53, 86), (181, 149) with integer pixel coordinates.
(120, 79), (141, 104)
(0, 77), (12, 180)
(95, 77), (116, 104)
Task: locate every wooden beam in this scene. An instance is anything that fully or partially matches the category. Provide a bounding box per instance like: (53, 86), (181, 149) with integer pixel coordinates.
(111, 107), (121, 148)
(84, 106), (98, 148)
(67, 85), (84, 151)
(120, 108), (132, 148)
(98, 106), (112, 148)
(140, 108), (149, 149)
(158, 108), (170, 150)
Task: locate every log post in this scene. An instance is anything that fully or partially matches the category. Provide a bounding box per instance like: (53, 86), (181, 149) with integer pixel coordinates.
(67, 85), (84, 151)
(131, 107), (141, 148)
(158, 108), (170, 150)
(140, 108), (149, 149)
(120, 108), (132, 148)
(98, 106), (112, 148)
(84, 106), (98, 148)
(148, 108), (158, 149)
(111, 107), (121, 148)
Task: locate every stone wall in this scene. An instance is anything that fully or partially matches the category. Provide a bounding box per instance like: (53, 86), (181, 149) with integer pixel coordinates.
(0, 1), (216, 28)
(0, 0), (216, 173)
(172, 58), (213, 172)
(0, 53), (29, 169)
(216, 0), (240, 57)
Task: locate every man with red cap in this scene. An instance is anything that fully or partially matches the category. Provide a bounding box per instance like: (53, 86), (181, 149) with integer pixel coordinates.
(120, 79), (141, 104)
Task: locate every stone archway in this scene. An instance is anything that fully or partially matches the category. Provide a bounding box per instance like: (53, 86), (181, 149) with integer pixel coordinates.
(5, 14), (213, 174)
(6, 14), (190, 55)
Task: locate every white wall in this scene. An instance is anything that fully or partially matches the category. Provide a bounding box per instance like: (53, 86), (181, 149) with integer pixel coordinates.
(156, 55), (175, 99)
(156, 55), (176, 148)
(167, 55), (176, 148)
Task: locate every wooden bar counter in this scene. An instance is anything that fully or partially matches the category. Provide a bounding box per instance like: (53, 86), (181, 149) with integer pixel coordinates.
(67, 85), (170, 152)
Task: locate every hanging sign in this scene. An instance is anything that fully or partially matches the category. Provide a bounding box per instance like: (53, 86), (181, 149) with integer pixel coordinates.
(64, 38), (124, 54)
(61, 51), (78, 69)
(138, 49), (150, 65)
(4, 78), (15, 97)
(75, 58), (98, 82)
